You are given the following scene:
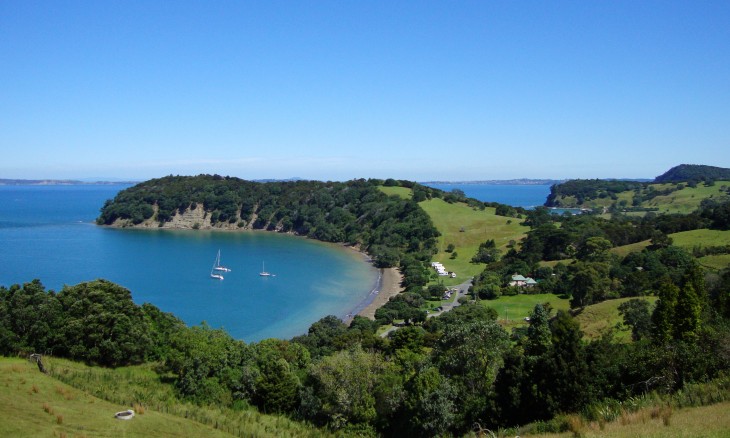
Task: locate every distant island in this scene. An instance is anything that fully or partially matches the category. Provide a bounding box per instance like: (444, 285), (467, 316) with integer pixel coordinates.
(0, 178), (138, 185)
(421, 178), (564, 185)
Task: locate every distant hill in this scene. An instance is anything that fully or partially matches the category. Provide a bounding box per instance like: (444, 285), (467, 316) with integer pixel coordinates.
(0, 178), (136, 185)
(654, 164), (730, 183)
(421, 178), (563, 185)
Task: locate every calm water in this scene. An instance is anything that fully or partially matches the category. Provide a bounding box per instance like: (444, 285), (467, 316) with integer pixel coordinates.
(0, 185), (377, 342)
(424, 183), (551, 208)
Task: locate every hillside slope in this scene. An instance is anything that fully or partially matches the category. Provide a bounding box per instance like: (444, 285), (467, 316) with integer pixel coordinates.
(654, 164), (730, 183)
(0, 358), (232, 438)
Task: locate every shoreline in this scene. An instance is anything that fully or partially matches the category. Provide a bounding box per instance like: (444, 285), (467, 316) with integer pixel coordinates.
(105, 222), (403, 324)
(344, 266), (403, 323)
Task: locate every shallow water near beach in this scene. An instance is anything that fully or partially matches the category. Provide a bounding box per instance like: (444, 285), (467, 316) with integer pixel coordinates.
(0, 185), (378, 342)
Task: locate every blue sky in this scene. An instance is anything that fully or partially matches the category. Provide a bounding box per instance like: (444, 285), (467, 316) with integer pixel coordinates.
(1, 1), (729, 181)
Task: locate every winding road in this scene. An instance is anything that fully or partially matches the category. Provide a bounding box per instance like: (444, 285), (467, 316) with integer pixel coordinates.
(379, 277), (473, 338)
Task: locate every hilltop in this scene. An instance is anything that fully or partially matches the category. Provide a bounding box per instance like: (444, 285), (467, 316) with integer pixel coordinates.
(654, 164), (730, 183)
(544, 165), (730, 213)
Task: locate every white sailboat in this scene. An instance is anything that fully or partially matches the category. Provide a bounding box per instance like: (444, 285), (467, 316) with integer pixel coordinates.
(210, 250), (225, 280)
(212, 250), (231, 272)
(259, 261), (271, 277)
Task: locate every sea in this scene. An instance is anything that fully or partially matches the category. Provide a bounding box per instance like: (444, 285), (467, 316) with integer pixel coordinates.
(423, 183), (552, 208)
(0, 183), (553, 342)
(0, 185), (377, 342)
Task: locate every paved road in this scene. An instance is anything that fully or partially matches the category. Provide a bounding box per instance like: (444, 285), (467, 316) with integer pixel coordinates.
(379, 277), (473, 338)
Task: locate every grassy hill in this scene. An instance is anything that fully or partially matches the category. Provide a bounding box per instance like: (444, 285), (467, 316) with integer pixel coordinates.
(378, 185), (413, 199)
(611, 229), (730, 270)
(548, 180), (730, 214)
(480, 293), (570, 326)
(0, 357), (329, 438)
(418, 198), (529, 284)
(0, 358), (232, 438)
(527, 401), (730, 437)
(477, 294), (656, 342)
(574, 296), (658, 342)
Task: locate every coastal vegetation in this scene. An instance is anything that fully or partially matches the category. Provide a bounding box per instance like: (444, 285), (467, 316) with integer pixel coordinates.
(3, 167), (730, 436)
(545, 164), (730, 214)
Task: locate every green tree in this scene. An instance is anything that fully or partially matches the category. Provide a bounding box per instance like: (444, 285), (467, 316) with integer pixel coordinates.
(650, 230), (673, 249)
(306, 346), (392, 429)
(401, 366), (456, 436)
(652, 277), (679, 345)
(577, 236), (612, 262)
(674, 283), (702, 342)
(618, 299), (653, 341)
(433, 320), (509, 430)
(525, 304), (552, 356)
(56, 280), (152, 366)
(568, 261), (611, 308)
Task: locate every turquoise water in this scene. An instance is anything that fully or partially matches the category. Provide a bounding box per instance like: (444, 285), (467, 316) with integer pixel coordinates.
(0, 185), (377, 342)
(424, 183), (551, 208)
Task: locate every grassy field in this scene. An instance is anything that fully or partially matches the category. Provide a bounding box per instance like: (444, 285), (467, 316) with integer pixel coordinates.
(611, 228), (730, 261)
(419, 198), (529, 285)
(610, 240), (651, 257)
(523, 401), (730, 438)
(669, 228), (730, 248)
(574, 296), (658, 342)
(699, 254), (730, 271)
(378, 185), (413, 199)
(0, 357), (330, 438)
(0, 357), (233, 438)
(552, 180), (730, 214)
(645, 181), (730, 214)
(480, 293), (570, 325)
(478, 294), (657, 342)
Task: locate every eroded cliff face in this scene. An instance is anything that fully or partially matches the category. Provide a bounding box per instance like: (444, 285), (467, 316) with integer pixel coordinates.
(110, 204), (259, 230)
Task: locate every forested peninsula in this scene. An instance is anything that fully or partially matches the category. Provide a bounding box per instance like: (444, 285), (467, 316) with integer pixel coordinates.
(3, 170), (730, 437)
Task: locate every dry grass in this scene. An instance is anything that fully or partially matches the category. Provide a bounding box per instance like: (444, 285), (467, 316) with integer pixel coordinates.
(526, 401), (730, 437)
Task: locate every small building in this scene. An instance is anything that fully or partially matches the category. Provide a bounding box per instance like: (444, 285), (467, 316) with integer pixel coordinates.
(509, 273), (537, 289)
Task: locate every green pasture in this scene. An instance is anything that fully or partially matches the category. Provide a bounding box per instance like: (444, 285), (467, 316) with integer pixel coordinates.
(378, 185), (413, 199)
(552, 180), (730, 214)
(646, 180), (730, 214)
(610, 240), (651, 257)
(419, 198), (529, 284)
(480, 293), (570, 324)
(611, 228), (730, 258)
(0, 357), (330, 438)
(531, 400), (730, 438)
(699, 254), (730, 271)
(669, 228), (730, 248)
(574, 296), (657, 342)
(0, 357), (232, 438)
(539, 259), (573, 268)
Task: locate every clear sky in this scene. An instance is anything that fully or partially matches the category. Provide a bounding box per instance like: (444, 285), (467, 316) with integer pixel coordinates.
(1, 1), (729, 181)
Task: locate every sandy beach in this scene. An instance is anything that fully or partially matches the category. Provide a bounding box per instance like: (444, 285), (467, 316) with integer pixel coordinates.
(356, 267), (403, 320)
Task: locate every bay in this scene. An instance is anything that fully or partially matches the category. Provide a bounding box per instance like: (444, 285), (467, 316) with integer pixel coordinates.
(424, 183), (552, 208)
(0, 185), (378, 342)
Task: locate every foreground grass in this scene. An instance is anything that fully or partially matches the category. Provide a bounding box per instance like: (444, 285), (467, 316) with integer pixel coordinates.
(420, 198), (528, 284)
(521, 401), (730, 438)
(32, 357), (329, 438)
(0, 357), (232, 438)
(574, 296), (658, 342)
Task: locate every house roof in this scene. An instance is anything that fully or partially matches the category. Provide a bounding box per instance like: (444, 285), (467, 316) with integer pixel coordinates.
(511, 274), (527, 281)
